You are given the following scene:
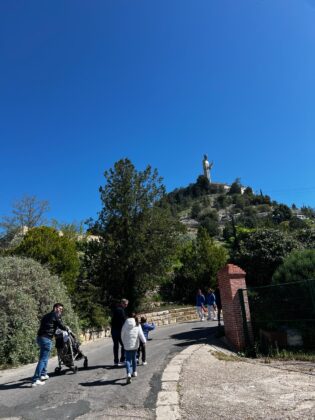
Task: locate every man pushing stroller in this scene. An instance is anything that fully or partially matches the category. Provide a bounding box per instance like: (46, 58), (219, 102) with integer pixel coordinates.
(31, 303), (68, 387)
(31, 302), (87, 387)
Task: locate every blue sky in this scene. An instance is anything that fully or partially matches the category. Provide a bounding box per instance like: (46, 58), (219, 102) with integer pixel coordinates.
(1, 0), (315, 225)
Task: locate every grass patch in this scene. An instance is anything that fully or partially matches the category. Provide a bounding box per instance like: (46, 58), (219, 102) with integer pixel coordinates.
(261, 349), (315, 363)
(210, 351), (240, 362)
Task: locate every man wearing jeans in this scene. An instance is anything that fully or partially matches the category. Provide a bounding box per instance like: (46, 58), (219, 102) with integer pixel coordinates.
(110, 298), (128, 366)
(31, 303), (68, 387)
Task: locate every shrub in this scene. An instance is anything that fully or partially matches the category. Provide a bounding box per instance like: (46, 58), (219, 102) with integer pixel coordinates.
(272, 249), (315, 284)
(13, 226), (80, 294)
(0, 256), (79, 366)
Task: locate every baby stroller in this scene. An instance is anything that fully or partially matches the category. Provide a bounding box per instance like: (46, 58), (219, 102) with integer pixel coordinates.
(55, 329), (88, 374)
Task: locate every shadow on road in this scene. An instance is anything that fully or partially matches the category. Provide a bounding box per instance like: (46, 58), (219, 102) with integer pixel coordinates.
(78, 364), (123, 371)
(170, 324), (226, 348)
(0, 378), (31, 390)
(79, 377), (126, 387)
(0, 364), (126, 390)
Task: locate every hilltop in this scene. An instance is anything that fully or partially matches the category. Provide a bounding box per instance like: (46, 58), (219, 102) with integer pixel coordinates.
(165, 176), (315, 239)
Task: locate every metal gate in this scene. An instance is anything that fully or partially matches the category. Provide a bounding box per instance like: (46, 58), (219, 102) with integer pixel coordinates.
(239, 279), (315, 354)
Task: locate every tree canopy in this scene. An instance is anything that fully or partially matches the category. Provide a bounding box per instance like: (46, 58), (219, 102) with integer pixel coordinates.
(272, 249), (315, 284)
(13, 226), (80, 294)
(232, 228), (300, 286)
(88, 158), (183, 310)
(173, 227), (228, 302)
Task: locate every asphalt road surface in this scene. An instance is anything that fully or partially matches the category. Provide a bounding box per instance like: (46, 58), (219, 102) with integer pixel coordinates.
(0, 320), (215, 419)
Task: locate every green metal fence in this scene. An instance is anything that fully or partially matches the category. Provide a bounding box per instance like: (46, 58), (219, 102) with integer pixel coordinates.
(239, 279), (315, 353)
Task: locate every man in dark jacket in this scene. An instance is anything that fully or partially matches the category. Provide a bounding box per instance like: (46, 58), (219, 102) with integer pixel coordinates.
(31, 303), (68, 387)
(111, 298), (128, 366)
(214, 287), (222, 326)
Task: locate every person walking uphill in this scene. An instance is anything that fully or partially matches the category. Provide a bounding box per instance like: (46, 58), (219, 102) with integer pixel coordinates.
(196, 289), (206, 321)
(214, 287), (222, 326)
(111, 298), (129, 366)
(121, 312), (146, 384)
(31, 303), (68, 387)
(205, 288), (217, 321)
(137, 316), (155, 365)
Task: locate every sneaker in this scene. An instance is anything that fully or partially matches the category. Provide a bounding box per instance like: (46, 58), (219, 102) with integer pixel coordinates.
(132, 371), (137, 377)
(142, 361), (147, 366)
(40, 374), (49, 380)
(31, 379), (45, 387)
(126, 374), (132, 384)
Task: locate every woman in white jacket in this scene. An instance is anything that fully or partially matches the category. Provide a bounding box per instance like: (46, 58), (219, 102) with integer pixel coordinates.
(121, 313), (146, 384)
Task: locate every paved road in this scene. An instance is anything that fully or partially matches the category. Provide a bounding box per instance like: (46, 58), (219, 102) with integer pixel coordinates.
(0, 320), (216, 419)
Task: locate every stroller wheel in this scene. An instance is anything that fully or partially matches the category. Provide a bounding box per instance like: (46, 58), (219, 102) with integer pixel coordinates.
(55, 367), (61, 374)
(83, 357), (88, 368)
(71, 366), (78, 374)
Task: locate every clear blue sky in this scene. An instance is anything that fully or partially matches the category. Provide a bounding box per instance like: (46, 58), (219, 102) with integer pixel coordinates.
(1, 0), (315, 225)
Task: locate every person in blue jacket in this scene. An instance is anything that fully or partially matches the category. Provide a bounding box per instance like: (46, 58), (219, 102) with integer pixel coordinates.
(205, 288), (217, 321)
(137, 316), (155, 365)
(196, 289), (206, 321)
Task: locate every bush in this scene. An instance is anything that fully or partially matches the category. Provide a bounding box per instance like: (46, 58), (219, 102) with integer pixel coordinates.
(13, 226), (80, 294)
(0, 256), (79, 366)
(272, 249), (315, 284)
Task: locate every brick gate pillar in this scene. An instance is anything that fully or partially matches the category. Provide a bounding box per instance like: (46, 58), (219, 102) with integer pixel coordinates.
(217, 264), (252, 352)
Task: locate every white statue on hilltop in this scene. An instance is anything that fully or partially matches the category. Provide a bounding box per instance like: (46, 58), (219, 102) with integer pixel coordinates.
(202, 154), (213, 183)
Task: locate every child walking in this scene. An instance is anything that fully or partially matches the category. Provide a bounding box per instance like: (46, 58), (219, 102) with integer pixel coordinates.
(121, 312), (146, 384)
(137, 316), (155, 365)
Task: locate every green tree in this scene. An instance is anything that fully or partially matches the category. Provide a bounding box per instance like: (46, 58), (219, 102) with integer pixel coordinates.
(13, 226), (80, 294)
(74, 238), (110, 329)
(272, 249), (315, 284)
(51, 220), (84, 240)
(200, 217), (219, 237)
(301, 206), (315, 219)
(191, 202), (202, 219)
(0, 256), (79, 365)
(272, 204), (292, 224)
(288, 216), (308, 231)
(228, 178), (242, 195)
(89, 159), (183, 311)
(174, 227), (228, 302)
(295, 228), (315, 249)
(232, 228), (299, 286)
(214, 194), (232, 209)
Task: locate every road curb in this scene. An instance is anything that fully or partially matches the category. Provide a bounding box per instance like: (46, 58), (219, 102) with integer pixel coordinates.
(155, 344), (203, 420)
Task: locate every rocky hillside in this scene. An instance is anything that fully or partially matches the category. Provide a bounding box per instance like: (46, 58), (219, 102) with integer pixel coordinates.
(165, 176), (314, 239)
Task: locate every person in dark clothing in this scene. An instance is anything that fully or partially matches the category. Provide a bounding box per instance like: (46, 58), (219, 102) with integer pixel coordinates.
(214, 287), (222, 326)
(32, 303), (68, 387)
(111, 298), (129, 366)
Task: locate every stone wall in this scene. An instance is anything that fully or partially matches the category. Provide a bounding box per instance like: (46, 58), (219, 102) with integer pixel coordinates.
(80, 306), (199, 343)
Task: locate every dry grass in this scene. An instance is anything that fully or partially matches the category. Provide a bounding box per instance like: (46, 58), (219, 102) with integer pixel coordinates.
(210, 350), (241, 362)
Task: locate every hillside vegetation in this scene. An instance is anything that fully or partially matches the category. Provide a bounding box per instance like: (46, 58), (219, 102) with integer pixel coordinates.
(1, 161), (315, 367)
